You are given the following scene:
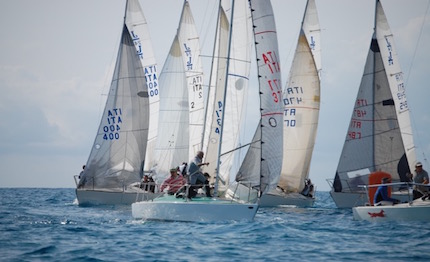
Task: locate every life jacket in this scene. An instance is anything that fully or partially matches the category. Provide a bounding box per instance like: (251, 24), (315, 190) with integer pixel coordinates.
(368, 171), (392, 205)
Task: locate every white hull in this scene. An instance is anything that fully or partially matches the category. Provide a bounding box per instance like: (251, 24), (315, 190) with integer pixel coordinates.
(259, 192), (314, 207)
(76, 189), (161, 206)
(132, 196), (258, 222)
(352, 198), (430, 221)
(330, 190), (411, 208)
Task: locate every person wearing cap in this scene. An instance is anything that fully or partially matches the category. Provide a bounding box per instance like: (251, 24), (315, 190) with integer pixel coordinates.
(373, 177), (400, 206)
(413, 162), (429, 199)
(160, 168), (186, 195)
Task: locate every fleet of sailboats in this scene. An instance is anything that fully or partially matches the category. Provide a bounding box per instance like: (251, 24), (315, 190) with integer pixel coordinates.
(132, 0), (283, 222)
(74, 0), (426, 222)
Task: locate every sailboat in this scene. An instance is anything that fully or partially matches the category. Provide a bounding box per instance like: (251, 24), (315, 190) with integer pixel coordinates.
(352, 180), (430, 221)
(259, 0), (321, 207)
(75, 0), (161, 205)
(328, 0), (417, 208)
(132, 0), (283, 222)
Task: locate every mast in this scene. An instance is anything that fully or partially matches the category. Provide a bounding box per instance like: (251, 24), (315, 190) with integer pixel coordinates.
(214, 0), (235, 196)
(372, 0), (378, 171)
(201, 0), (222, 148)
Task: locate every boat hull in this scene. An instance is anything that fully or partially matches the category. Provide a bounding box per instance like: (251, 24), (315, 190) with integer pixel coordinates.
(330, 190), (410, 208)
(352, 199), (430, 221)
(76, 189), (161, 206)
(259, 192), (314, 207)
(132, 196), (258, 222)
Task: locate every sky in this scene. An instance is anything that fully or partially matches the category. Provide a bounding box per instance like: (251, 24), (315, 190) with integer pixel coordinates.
(0, 0), (429, 191)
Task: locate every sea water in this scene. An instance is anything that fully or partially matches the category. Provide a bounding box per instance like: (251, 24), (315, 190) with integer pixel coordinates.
(0, 188), (429, 261)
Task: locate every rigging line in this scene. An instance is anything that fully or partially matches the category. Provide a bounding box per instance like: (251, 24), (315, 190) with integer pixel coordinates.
(405, 0), (429, 87)
(405, 0), (430, 163)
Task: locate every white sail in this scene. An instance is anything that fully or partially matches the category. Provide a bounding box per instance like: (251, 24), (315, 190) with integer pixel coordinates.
(177, 1), (205, 159)
(278, 29), (320, 193)
(237, 0), (283, 194)
(278, 0), (320, 193)
(203, 0), (253, 193)
(153, 35), (188, 178)
(154, 2), (206, 178)
(332, 0), (416, 197)
(125, 0), (159, 172)
(202, 4), (230, 182)
(78, 24), (149, 190)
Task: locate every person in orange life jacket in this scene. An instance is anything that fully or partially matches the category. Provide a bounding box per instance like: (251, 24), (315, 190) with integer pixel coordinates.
(373, 177), (400, 205)
(160, 168), (186, 195)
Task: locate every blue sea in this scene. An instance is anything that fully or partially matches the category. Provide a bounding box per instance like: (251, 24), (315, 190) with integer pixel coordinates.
(1, 189), (429, 262)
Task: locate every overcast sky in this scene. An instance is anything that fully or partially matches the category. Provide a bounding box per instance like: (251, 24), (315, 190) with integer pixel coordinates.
(1, 0), (429, 191)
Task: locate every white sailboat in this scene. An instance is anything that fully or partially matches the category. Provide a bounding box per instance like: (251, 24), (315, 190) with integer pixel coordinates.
(260, 0), (320, 207)
(329, 0), (417, 208)
(132, 0), (283, 222)
(75, 0), (161, 205)
(352, 182), (430, 222)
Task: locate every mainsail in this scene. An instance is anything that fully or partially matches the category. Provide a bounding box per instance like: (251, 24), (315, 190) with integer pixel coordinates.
(78, 24), (149, 190)
(333, 0), (417, 193)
